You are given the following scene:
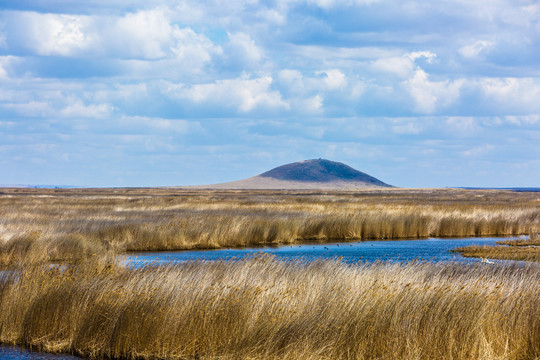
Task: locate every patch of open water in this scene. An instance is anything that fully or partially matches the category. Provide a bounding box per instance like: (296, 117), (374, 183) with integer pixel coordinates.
(127, 236), (516, 266)
(0, 346), (80, 359)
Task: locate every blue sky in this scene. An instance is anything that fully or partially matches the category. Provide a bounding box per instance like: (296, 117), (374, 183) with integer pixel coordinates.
(0, 0), (539, 187)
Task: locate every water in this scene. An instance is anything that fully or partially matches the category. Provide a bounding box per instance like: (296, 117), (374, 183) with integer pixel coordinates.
(127, 236), (513, 265)
(0, 346), (80, 359)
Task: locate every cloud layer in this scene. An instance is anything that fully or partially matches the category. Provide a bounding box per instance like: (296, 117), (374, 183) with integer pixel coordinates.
(0, 0), (539, 186)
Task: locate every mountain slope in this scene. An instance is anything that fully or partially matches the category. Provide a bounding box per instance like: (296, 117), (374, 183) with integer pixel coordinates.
(260, 159), (389, 186)
(190, 159), (393, 189)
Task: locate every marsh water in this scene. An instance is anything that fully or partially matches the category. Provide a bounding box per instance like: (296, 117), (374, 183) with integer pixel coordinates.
(127, 236), (512, 266)
(1, 236), (518, 359)
(0, 346), (80, 359)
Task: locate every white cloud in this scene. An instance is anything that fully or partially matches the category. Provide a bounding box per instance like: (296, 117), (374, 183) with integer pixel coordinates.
(404, 70), (463, 113)
(302, 94), (324, 113)
(1, 9), (220, 66)
(166, 76), (289, 113)
(170, 27), (222, 72)
(0, 63), (7, 80)
(223, 32), (264, 67)
(108, 9), (173, 59)
(120, 116), (203, 133)
(479, 78), (540, 109)
(278, 69), (303, 84)
(459, 40), (493, 59)
(4, 11), (93, 56)
(445, 117), (478, 135)
(2, 101), (55, 117)
(504, 115), (540, 125)
(60, 101), (112, 119)
(299, 0), (380, 10)
(372, 57), (415, 78)
(316, 69), (347, 90)
(256, 8), (286, 25)
(372, 51), (436, 78)
(406, 51), (437, 63)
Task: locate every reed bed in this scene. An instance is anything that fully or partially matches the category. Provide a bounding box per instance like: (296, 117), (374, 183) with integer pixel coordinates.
(0, 188), (538, 262)
(0, 188), (539, 359)
(455, 233), (540, 261)
(0, 256), (538, 360)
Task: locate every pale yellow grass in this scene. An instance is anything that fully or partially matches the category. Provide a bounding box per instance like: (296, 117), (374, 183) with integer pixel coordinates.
(0, 188), (538, 263)
(0, 256), (538, 360)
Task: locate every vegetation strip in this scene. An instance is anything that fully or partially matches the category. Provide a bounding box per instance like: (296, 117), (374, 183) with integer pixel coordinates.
(1, 188), (538, 263)
(1, 257), (539, 360)
(0, 188), (539, 359)
(454, 233), (540, 261)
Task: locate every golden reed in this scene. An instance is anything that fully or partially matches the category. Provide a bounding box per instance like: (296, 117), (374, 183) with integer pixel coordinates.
(0, 256), (539, 360)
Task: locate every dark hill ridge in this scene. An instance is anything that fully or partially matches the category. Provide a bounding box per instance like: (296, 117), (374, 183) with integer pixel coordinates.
(188, 159), (393, 189)
(260, 159), (391, 186)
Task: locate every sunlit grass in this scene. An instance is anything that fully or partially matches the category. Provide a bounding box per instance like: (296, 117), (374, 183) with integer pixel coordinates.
(1, 188), (538, 262)
(455, 232), (540, 261)
(0, 256), (538, 360)
(1, 187), (539, 359)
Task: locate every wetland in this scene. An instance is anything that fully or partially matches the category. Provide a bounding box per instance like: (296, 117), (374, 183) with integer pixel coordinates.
(0, 188), (538, 359)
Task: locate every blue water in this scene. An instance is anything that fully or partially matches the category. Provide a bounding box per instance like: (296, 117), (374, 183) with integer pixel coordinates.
(0, 346), (80, 359)
(127, 237), (513, 265)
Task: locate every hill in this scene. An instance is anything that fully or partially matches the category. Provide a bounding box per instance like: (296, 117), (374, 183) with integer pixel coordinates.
(191, 159), (393, 189)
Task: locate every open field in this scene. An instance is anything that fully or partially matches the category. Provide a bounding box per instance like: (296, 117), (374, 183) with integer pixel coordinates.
(0, 187), (539, 359)
(454, 233), (540, 261)
(0, 256), (539, 360)
(0, 187), (539, 265)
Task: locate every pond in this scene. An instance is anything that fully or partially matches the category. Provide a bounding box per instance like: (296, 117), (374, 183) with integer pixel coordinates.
(127, 236), (514, 265)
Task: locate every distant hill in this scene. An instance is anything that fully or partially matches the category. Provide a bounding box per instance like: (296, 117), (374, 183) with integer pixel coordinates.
(191, 159), (393, 189)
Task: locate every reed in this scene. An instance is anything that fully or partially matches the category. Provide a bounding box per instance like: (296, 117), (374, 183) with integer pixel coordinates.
(497, 232), (540, 246)
(455, 233), (540, 261)
(0, 188), (538, 259)
(0, 256), (538, 360)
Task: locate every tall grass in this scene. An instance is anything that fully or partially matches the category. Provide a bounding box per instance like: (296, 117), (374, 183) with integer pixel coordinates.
(0, 188), (538, 259)
(1, 188), (539, 359)
(0, 256), (538, 359)
(455, 233), (540, 261)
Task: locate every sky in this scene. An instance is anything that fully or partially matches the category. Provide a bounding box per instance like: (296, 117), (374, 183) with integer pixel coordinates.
(0, 0), (539, 188)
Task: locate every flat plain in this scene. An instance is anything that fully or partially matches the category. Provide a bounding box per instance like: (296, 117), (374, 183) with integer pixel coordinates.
(0, 187), (539, 359)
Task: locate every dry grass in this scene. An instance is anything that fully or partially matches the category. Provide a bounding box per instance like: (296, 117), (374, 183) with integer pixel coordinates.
(0, 188), (538, 263)
(1, 188), (539, 359)
(455, 233), (540, 261)
(497, 233), (540, 246)
(0, 256), (538, 360)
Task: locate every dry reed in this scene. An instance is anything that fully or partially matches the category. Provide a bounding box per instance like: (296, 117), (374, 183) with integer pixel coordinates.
(0, 256), (538, 360)
(455, 233), (540, 261)
(1, 188), (539, 359)
(0, 188), (538, 261)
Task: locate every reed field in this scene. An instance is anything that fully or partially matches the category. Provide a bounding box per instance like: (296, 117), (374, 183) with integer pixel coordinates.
(0, 187), (539, 359)
(0, 256), (539, 360)
(455, 232), (540, 261)
(0, 187), (539, 264)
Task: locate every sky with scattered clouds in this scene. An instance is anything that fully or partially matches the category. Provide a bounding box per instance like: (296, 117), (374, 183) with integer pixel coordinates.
(1, 0), (539, 187)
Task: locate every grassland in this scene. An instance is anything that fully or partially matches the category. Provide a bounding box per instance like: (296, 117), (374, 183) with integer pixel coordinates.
(0, 256), (538, 360)
(0, 187), (538, 264)
(0, 187), (539, 359)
